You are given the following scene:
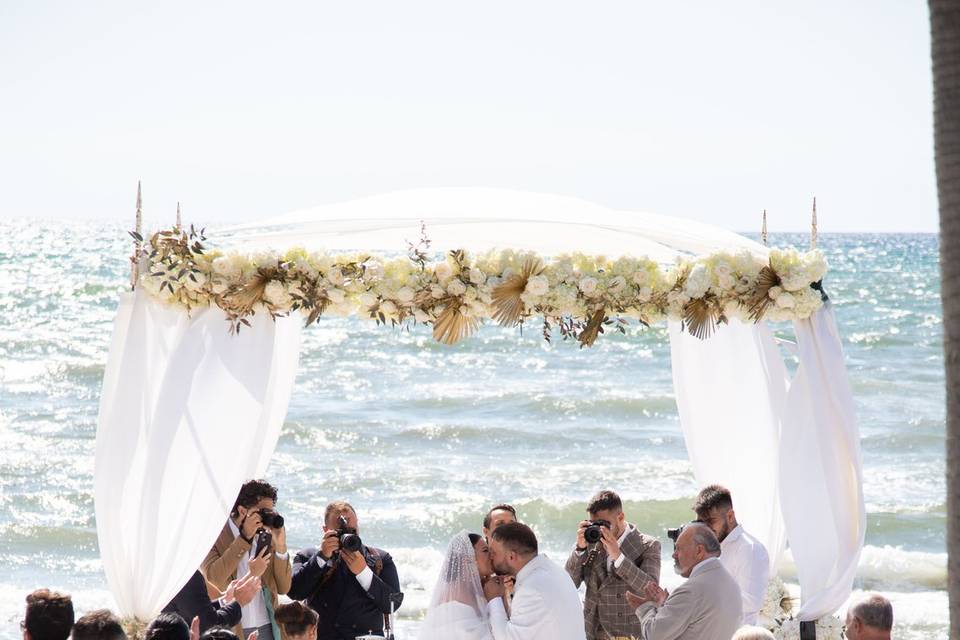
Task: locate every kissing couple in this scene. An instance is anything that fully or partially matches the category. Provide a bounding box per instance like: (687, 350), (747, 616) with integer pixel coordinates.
(419, 523), (586, 640)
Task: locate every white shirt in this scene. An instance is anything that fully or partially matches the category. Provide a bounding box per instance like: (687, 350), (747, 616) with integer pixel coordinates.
(228, 519), (269, 628)
(312, 546), (375, 591)
(719, 525), (770, 625)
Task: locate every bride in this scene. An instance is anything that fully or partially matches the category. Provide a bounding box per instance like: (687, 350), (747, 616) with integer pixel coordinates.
(419, 531), (496, 640)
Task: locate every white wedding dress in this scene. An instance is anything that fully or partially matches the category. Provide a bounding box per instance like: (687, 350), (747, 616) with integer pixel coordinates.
(419, 531), (494, 640)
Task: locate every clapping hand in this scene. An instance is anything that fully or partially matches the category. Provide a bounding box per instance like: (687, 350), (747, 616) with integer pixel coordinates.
(626, 581), (669, 609)
(230, 571), (262, 606)
(189, 617), (200, 640)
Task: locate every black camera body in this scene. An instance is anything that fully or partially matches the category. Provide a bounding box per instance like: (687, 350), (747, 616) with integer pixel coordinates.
(583, 519), (611, 544)
(667, 526), (684, 543)
(337, 515), (363, 553)
(259, 509), (285, 529)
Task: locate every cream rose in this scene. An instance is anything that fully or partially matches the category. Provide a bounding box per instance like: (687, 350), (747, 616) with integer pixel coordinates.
(525, 275), (550, 297)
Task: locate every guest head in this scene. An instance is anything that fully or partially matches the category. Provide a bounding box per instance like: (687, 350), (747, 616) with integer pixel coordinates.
(23, 589), (74, 640)
(587, 489), (627, 538)
(732, 626), (775, 640)
(324, 500), (359, 533)
(482, 503), (517, 541)
(71, 610), (126, 640)
(199, 629), (238, 640)
(672, 522), (720, 578)
(468, 532), (494, 577)
(693, 484), (738, 543)
(144, 613), (189, 640)
(275, 602), (319, 640)
(230, 479), (279, 532)
(488, 522), (538, 576)
(844, 593), (893, 639)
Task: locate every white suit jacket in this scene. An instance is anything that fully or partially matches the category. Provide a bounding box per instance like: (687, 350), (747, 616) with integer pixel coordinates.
(487, 554), (586, 640)
(635, 557), (742, 640)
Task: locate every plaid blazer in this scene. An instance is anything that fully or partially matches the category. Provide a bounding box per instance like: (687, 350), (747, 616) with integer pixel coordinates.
(565, 525), (661, 640)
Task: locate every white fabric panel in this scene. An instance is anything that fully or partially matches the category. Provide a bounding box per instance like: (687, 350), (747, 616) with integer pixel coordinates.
(95, 291), (302, 619)
(781, 306), (865, 621)
(668, 318), (788, 574)
(218, 188), (768, 261)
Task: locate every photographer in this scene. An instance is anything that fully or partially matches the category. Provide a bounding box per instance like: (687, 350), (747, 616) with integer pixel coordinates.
(201, 479), (292, 640)
(288, 501), (403, 640)
(565, 490), (661, 640)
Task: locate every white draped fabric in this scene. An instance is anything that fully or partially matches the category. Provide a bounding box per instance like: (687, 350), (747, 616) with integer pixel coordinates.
(669, 318), (788, 574)
(669, 306), (865, 621)
(95, 290), (301, 619)
(781, 306), (866, 621)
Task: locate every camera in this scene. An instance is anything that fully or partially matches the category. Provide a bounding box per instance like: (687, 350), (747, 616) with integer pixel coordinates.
(337, 515), (363, 553)
(667, 525), (685, 543)
(258, 508), (285, 529)
(583, 519), (611, 544)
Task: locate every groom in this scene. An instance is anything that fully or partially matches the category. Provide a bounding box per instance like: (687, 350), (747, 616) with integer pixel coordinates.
(484, 522), (586, 640)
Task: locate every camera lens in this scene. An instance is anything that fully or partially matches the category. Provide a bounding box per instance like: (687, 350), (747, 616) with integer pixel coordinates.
(584, 525), (602, 544)
(341, 533), (362, 552)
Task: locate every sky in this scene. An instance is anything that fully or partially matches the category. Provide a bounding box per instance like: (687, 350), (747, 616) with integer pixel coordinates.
(0, 1), (937, 232)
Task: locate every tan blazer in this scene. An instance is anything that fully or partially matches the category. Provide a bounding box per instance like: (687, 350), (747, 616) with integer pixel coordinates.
(565, 525), (661, 640)
(635, 557), (742, 640)
(201, 523), (293, 639)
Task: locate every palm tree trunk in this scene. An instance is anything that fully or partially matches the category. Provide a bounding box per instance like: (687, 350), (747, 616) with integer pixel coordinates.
(930, 2), (960, 637)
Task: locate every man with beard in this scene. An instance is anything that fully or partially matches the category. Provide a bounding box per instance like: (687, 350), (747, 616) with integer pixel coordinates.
(693, 485), (769, 625)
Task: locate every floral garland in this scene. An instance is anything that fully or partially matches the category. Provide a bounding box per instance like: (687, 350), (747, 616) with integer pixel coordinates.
(134, 224), (828, 345)
(760, 577), (843, 640)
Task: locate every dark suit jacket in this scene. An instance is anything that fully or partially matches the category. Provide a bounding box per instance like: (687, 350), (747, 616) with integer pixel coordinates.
(163, 569), (242, 633)
(288, 545), (403, 640)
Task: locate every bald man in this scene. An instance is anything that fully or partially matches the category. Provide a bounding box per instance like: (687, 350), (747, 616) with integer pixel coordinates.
(844, 594), (893, 640)
(625, 523), (741, 640)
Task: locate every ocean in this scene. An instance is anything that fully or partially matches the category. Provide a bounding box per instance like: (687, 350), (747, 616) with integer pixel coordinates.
(0, 222), (946, 638)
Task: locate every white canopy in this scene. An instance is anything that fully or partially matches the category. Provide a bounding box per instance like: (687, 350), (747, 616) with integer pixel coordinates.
(96, 188), (864, 626)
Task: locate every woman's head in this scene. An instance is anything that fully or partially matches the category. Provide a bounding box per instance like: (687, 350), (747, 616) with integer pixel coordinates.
(275, 602), (319, 640)
(469, 532), (493, 578)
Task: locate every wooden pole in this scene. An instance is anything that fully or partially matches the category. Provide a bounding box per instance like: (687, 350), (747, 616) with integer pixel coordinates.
(811, 197), (818, 250)
(176, 201), (182, 231)
(761, 209), (768, 246)
(130, 181), (143, 290)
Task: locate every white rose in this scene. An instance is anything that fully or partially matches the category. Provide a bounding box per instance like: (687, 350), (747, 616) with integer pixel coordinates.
(525, 275), (550, 297)
(447, 280), (467, 296)
(263, 281), (292, 307)
(718, 274), (736, 290)
(579, 277), (598, 296)
(776, 292), (796, 308)
(212, 256), (242, 281)
(608, 275), (627, 293)
(358, 292), (378, 307)
(637, 286), (653, 302)
(380, 300), (398, 315)
(714, 262), (732, 277)
(768, 285), (783, 300)
(430, 284), (445, 299)
(683, 264), (711, 298)
(183, 271), (207, 292)
(327, 267), (345, 286)
(413, 308), (432, 323)
(396, 286), (416, 303)
(632, 270), (649, 286)
(327, 288), (346, 304)
(364, 261), (384, 278)
(435, 262), (454, 282)
(469, 268), (486, 285)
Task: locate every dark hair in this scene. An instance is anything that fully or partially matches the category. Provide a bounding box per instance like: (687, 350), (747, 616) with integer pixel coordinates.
(491, 522), (538, 556)
(144, 614), (189, 640)
(324, 501), (356, 527)
(25, 589), (75, 640)
(693, 484), (733, 518)
(468, 533), (482, 546)
(72, 610), (126, 640)
(199, 629), (239, 640)
(275, 602), (320, 637)
(850, 594), (894, 631)
(482, 504), (517, 530)
(231, 479), (278, 518)
(587, 490), (622, 515)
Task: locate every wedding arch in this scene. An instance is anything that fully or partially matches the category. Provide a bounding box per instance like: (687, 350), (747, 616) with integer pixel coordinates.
(95, 187), (864, 636)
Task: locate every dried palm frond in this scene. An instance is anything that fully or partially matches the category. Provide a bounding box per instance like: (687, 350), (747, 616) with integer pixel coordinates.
(578, 309), (607, 348)
(227, 269), (271, 314)
(683, 297), (720, 340)
(491, 258), (543, 327)
(432, 302), (481, 345)
(746, 264), (781, 322)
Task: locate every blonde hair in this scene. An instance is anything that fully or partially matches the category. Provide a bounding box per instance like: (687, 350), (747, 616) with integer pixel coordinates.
(732, 626), (775, 640)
